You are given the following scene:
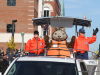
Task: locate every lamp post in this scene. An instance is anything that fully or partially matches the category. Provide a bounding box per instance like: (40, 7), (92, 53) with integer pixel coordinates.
(21, 32), (25, 56)
(12, 20), (17, 37)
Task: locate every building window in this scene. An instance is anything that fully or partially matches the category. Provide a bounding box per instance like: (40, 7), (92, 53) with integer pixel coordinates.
(44, 7), (49, 17)
(7, 0), (16, 6)
(7, 24), (15, 33)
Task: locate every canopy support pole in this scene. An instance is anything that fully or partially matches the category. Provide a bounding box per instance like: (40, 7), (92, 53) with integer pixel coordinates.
(75, 25), (77, 37)
(75, 19), (78, 37)
(74, 25), (78, 58)
(82, 26), (84, 29)
(46, 24), (49, 35)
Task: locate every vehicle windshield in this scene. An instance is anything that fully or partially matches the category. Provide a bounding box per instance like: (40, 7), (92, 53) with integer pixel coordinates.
(7, 61), (78, 75)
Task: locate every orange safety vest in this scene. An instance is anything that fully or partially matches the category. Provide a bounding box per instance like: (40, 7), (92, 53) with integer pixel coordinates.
(47, 40), (70, 57)
(25, 37), (45, 55)
(74, 35), (96, 53)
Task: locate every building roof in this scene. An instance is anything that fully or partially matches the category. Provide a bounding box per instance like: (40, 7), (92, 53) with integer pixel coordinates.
(17, 56), (75, 63)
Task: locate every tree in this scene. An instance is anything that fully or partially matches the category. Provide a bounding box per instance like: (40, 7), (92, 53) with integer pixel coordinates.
(7, 36), (17, 50)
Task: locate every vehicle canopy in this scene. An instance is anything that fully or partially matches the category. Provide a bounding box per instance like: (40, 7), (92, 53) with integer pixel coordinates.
(32, 16), (96, 59)
(33, 16), (91, 36)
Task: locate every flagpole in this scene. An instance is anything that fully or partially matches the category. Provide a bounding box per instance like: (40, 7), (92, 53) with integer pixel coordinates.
(84, 13), (85, 18)
(84, 13), (86, 19)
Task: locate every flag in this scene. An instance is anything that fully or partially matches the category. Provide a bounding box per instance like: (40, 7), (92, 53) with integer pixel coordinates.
(95, 51), (98, 54)
(95, 47), (99, 55)
(84, 13), (87, 19)
(96, 47), (99, 55)
(86, 26), (90, 29)
(84, 13), (90, 29)
(42, 25), (46, 30)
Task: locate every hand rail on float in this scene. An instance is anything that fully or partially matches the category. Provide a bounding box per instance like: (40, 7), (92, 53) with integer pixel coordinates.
(24, 47), (97, 60)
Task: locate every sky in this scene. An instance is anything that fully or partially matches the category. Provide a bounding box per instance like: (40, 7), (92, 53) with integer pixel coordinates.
(63, 0), (100, 53)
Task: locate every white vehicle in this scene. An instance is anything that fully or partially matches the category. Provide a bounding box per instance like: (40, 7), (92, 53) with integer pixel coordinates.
(2, 56), (98, 75)
(1, 16), (99, 75)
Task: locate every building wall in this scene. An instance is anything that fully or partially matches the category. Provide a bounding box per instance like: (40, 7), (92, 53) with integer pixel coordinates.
(0, 0), (38, 33)
(34, 0), (38, 18)
(0, 33), (34, 43)
(0, 0), (38, 53)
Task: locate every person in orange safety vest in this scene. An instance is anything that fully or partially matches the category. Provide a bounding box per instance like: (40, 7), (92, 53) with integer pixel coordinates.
(74, 28), (99, 59)
(25, 30), (45, 56)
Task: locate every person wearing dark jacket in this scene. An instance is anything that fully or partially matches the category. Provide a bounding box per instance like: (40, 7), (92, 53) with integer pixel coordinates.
(6, 48), (10, 55)
(8, 52), (14, 64)
(0, 57), (2, 72)
(1, 59), (9, 74)
(6, 48), (14, 64)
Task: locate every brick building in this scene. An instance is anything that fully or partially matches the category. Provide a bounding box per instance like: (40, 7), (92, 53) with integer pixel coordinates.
(0, 0), (61, 53)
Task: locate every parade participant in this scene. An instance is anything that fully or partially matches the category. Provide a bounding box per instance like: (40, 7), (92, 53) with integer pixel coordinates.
(44, 28), (75, 57)
(25, 30), (45, 56)
(74, 28), (99, 59)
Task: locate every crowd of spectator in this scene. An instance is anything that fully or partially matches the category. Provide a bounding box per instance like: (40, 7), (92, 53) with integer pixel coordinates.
(0, 47), (24, 74)
(0, 47), (8, 74)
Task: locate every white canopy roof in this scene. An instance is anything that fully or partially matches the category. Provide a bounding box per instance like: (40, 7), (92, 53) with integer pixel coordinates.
(33, 16), (91, 28)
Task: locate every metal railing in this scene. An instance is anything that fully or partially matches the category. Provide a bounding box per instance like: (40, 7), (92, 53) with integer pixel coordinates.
(24, 47), (97, 60)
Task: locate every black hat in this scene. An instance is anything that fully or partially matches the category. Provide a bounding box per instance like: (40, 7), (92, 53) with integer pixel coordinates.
(34, 30), (39, 35)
